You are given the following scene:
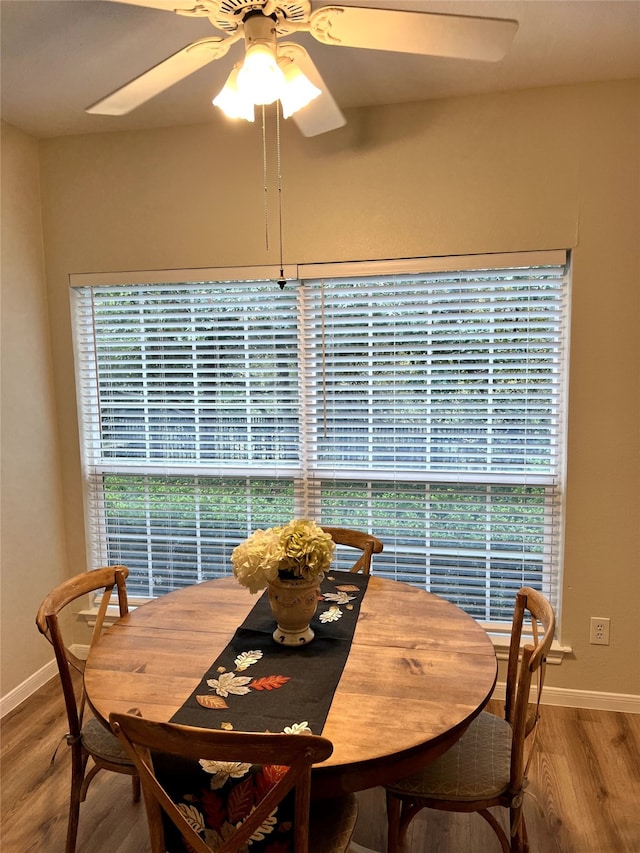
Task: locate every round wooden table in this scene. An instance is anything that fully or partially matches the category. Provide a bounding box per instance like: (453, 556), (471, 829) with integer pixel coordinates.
(84, 575), (497, 797)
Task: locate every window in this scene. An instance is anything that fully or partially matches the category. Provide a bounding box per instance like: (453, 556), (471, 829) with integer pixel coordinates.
(71, 251), (569, 623)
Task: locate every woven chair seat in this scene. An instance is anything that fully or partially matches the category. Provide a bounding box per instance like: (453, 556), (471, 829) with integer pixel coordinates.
(387, 711), (512, 802)
(81, 716), (135, 766)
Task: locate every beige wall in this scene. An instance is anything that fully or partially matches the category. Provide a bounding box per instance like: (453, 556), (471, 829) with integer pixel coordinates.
(3, 78), (638, 701)
(1, 123), (69, 696)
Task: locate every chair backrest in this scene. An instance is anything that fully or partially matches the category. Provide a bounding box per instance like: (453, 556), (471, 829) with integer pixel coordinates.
(35, 566), (130, 738)
(321, 526), (384, 574)
(504, 586), (555, 795)
(110, 712), (334, 853)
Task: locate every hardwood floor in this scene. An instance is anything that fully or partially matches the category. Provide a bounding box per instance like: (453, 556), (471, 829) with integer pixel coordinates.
(1, 680), (638, 852)
(353, 700), (640, 852)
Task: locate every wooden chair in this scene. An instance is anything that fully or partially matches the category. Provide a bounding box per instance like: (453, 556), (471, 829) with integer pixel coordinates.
(321, 526), (384, 574)
(385, 586), (555, 853)
(110, 712), (359, 853)
(35, 566), (140, 853)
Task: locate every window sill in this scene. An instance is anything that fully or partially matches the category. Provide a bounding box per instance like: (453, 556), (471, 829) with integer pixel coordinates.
(79, 603), (138, 628)
(487, 632), (571, 665)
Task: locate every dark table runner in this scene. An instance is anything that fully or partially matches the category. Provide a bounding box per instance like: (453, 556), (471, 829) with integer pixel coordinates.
(170, 570), (369, 736)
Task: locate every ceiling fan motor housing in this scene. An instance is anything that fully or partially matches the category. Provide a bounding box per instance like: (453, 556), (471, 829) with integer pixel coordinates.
(209, 0), (311, 34)
(242, 10), (279, 52)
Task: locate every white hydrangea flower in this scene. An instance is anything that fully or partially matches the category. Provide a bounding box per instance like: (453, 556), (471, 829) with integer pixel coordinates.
(231, 527), (284, 593)
(231, 520), (335, 590)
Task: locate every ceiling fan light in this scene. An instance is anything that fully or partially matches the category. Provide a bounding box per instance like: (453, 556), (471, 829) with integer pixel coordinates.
(212, 66), (255, 121)
(237, 43), (285, 106)
(278, 59), (321, 119)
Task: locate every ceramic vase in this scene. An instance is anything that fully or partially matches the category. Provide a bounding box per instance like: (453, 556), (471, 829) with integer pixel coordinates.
(268, 573), (322, 645)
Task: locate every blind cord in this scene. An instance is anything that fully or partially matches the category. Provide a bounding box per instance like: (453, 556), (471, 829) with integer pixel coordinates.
(262, 102), (286, 289)
(276, 102), (286, 289)
(262, 104), (269, 252)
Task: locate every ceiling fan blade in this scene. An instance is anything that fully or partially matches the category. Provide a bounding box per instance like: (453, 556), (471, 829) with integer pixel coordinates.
(279, 43), (346, 137)
(86, 37), (236, 115)
(104, 0), (209, 12)
(308, 6), (518, 62)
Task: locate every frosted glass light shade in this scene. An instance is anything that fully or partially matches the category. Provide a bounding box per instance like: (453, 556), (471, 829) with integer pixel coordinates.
(279, 60), (321, 119)
(237, 44), (285, 106)
(212, 67), (255, 121)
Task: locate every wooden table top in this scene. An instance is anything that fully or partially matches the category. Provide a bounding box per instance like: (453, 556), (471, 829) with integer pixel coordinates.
(84, 574), (497, 796)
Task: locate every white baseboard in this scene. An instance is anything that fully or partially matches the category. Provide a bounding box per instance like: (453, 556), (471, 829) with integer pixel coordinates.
(3, 659), (639, 719)
(491, 683), (640, 713)
(0, 659), (58, 719)
(0, 644), (89, 719)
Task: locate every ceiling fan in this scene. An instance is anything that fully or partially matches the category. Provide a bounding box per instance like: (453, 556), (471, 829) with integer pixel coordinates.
(87, 0), (519, 136)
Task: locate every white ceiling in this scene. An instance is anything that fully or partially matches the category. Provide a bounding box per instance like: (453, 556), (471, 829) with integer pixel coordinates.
(1, 0), (639, 139)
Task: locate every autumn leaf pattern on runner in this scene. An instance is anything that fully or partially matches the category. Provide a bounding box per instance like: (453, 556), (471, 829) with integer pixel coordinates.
(198, 647), (291, 711)
(166, 759), (296, 853)
(251, 675), (291, 691)
(161, 725), (313, 852)
(318, 583), (358, 623)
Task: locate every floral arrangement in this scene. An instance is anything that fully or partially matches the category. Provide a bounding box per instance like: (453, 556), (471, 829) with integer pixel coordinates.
(231, 519), (335, 594)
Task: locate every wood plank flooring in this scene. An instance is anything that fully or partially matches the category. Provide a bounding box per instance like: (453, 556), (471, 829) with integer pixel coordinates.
(1, 679), (638, 852)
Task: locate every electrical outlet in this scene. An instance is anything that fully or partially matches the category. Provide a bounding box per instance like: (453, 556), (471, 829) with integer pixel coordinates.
(590, 617), (610, 645)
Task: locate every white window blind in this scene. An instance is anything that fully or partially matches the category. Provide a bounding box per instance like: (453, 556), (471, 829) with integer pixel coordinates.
(71, 253), (569, 621)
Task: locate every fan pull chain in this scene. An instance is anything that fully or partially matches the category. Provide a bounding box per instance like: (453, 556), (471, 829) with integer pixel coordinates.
(261, 103), (286, 288)
(262, 104), (269, 251)
(276, 102), (286, 289)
